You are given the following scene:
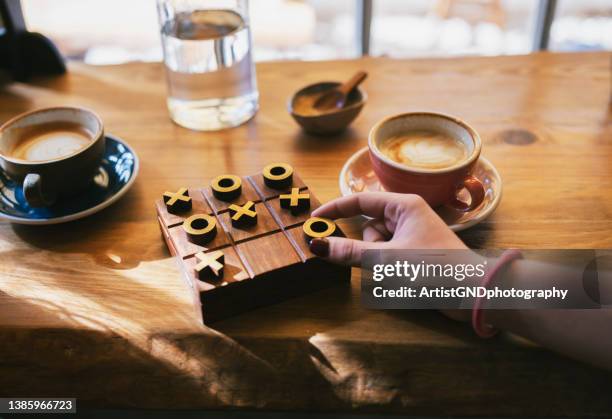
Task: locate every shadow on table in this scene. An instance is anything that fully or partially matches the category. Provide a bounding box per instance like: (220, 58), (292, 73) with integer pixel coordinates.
(0, 291), (207, 407)
(214, 305), (612, 416)
(3, 284), (612, 415)
(0, 289), (348, 411)
(6, 410), (418, 419)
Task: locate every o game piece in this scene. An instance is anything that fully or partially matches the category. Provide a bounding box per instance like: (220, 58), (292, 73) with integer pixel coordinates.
(263, 163), (293, 190)
(303, 217), (336, 241)
(228, 201), (257, 228)
(279, 188), (310, 215)
(194, 250), (225, 280)
(211, 175), (242, 201)
(183, 214), (217, 245)
(163, 187), (192, 214)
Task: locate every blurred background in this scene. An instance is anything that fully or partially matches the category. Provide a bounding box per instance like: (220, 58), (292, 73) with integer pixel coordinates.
(20, 0), (612, 65)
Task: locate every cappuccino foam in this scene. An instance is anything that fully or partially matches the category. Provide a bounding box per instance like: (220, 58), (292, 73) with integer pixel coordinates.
(9, 122), (93, 162)
(380, 131), (468, 169)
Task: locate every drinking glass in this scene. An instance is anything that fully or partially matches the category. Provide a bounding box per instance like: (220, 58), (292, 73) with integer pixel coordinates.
(156, 0), (259, 131)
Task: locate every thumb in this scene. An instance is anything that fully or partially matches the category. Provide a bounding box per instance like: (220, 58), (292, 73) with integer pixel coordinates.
(309, 236), (382, 267)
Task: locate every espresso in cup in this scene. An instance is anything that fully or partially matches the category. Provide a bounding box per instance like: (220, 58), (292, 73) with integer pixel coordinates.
(0, 107), (105, 208)
(8, 121), (94, 162)
(369, 112), (484, 211)
(378, 130), (469, 170)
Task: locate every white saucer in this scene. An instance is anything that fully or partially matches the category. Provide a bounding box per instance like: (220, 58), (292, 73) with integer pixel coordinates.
(338, 147), (502, 232)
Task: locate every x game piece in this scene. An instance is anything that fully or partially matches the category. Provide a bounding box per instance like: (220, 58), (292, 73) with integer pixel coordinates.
(194, 250), (225, 280)
(163, 187), (192, 214)
(279, 188), (310, 215)
(228, 201), (257, 228)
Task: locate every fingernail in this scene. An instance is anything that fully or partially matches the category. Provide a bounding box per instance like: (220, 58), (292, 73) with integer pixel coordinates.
(309, 238), (329, 257)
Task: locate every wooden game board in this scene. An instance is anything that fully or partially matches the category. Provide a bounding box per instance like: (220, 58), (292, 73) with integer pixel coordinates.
(156, 165), (351, 323)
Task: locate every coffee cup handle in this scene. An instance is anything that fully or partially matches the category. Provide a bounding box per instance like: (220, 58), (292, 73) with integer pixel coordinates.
(448, 175), (485, 212)
(23, 173), (57, 208)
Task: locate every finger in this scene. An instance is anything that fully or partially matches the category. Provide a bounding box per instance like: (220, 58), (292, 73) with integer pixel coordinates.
(362, 219), (391, 242)
(311, 236), (387, 267)
(363, 225), (386, 242)
(312, 192), (392, 220)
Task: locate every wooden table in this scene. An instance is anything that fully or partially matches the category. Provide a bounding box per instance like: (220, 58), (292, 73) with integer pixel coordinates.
(1, 52), (611, 416)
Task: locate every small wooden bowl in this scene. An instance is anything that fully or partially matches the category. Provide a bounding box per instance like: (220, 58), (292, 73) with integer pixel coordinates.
(288, 82), (366, 135)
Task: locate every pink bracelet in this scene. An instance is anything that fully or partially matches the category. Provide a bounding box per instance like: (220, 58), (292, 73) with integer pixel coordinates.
(472, 249), (522, 338)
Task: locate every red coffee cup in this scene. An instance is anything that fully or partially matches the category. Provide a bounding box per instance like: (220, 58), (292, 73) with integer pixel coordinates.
(368, 112), (485, 211)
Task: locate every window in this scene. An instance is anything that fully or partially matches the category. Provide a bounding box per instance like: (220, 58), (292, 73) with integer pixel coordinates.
(550, 0), (612, 51)
(22, 0), (357, 64)
(370, 0), (538, 57)
(19, 0), (612, 65)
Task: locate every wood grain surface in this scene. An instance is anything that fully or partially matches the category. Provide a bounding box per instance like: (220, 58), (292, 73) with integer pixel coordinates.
(1, 52), (611, 415)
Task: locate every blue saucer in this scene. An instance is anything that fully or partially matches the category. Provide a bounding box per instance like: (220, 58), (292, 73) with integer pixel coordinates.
(0, 134), (139, 225)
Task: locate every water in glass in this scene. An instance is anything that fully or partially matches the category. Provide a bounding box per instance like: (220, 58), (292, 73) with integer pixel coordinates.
(160, 8), (258, 130)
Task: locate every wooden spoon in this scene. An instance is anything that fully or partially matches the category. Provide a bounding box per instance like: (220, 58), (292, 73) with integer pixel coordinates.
(313, 71), (368, 111)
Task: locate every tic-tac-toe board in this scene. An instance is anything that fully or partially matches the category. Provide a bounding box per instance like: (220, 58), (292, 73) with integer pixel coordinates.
(156, 163), (351, 324)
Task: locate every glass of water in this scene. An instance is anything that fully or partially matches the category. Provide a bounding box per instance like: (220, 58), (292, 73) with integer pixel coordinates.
(156, 0), (259, 131)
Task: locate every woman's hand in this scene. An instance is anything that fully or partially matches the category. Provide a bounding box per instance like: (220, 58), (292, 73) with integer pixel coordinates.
(310, 193), (612, 370)
(309, 192), (467, 266)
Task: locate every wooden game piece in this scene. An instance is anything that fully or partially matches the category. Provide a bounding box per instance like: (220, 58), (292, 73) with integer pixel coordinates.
(156, 188), (213, 228)
(183, 214), (217, 245)
(219, 201), (281, 243)
(249, 171), (307, 200)
(279, 188), (310, 215)
(228, 201), (257, 228)
(204, 178), (261, 213)
(184, 247), (250, 291)
(194, 250), (225, 280)
(262, 163), (294, 190)
(163, 187), (192, 214)
(266, 191), (320, 229)
(303, 217), (337, 240)
(211, 175), (242, 201)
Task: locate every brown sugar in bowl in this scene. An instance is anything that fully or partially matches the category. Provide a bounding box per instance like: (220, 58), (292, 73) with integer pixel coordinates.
(288, 81), (366, 135)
